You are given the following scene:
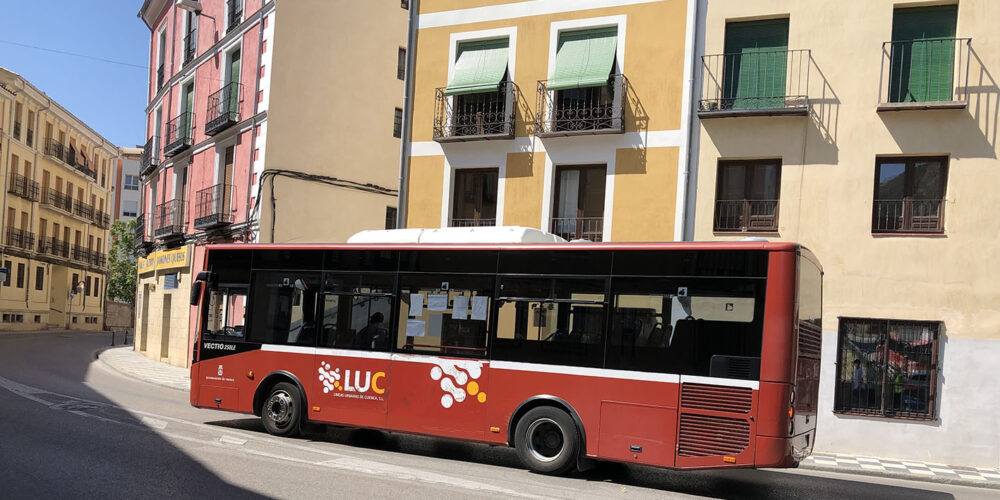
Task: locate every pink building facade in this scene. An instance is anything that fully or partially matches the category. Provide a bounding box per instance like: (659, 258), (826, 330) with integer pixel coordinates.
(135, 0), (273, 366)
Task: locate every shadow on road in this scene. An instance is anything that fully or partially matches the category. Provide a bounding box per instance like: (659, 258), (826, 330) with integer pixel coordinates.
(206, 417), (956, 500)
(0, 332), (268, 498)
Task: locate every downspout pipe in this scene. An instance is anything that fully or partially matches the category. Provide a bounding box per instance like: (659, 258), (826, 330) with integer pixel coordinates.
(674, 0), (701, 242)
(396, 0), (418, 229)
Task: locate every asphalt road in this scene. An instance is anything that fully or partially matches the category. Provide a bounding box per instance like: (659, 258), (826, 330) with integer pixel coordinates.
(0, 331), (992, 499)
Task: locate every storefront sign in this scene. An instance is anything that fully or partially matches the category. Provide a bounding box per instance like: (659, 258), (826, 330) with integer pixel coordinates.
(137, 246), (191, 274)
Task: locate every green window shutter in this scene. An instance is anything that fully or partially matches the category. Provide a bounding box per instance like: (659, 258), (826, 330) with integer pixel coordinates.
(889, 6), (958, 103)
(547, 27), (618, 90)
(723, 19), (789, 110)
(444, 39), (509, 96)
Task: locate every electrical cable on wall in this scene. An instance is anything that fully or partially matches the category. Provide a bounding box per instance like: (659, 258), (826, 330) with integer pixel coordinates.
(251, 169), (398, 241)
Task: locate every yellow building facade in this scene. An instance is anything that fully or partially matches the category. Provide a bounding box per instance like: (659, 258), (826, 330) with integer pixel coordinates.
(0, 68), (115, 330)
(691, 1), (1000, 468)
(401, 0), (698, 242)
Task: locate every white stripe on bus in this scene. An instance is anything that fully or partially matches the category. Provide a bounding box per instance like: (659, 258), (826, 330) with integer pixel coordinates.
(260, 345), (759, 389)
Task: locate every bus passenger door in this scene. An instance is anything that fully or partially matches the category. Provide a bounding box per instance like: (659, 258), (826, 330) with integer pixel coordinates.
(311, 291), (392, 428)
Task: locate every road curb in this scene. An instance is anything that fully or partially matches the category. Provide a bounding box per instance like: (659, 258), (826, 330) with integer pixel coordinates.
(799, 461), (1000, 490)
(95, 346), (190, 393)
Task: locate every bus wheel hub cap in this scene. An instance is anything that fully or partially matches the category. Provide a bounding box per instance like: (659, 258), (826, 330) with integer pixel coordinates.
(267, 391), (293, 425)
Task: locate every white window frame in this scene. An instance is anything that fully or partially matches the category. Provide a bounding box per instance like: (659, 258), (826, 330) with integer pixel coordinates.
(445, 27), (517, 134)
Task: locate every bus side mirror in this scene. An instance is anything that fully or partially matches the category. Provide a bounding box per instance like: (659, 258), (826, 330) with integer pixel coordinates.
(190, 281), (203, 306)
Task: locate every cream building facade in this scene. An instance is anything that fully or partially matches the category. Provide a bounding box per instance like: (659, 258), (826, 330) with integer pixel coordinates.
(401, 0), (699, 242)
(691, 0), (1000, 468)
(0, 68), (115, 330)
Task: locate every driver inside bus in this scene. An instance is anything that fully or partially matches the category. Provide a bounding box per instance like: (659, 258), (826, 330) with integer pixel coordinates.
(355, 312), (387, 349)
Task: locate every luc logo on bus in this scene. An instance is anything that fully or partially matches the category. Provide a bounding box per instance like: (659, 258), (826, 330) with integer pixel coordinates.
(318, 361), (385, 397)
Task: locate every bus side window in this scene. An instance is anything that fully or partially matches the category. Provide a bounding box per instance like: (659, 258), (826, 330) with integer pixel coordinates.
(248, 271), (321, 346)
(319, 273), (394, 352)
(492, 277), (606, 368)
(396, 274), (493, 358)
(204, 287), (248, 339)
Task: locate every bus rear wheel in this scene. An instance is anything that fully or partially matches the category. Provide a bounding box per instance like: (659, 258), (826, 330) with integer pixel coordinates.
(261, 382), (303, 437)
(514, 406), (579, 475)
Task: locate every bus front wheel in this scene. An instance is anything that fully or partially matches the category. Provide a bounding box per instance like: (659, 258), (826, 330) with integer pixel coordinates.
(514, 406), (579, 475)
(261, 382), (303, 437)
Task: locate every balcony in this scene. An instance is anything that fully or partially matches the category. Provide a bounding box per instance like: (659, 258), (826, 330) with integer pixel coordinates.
(134, 214), (152, 252)
(194, 184), (233, 230)
(92, 210), (110, 230)
(72, 245), (92, 263)
(41, 188), (73, 213)
(73, 199), (94, 221)
(713, 200), (779, 233)
(550, 217), (603, 242)
(156, 63), (165, 90)
(91, 252), (107, 268)
(872, 199), (944, 234)
(433, 81), (517, 142)
(227, 0), (243, 33)
(44, 138), (66, 161)
(878, 38), (971, 112)
(154, 200), (185, 238)
(163, 112), (194, 157)
(536, 74), (627, 137)
(5, 227), (34, 251)
(699, 49), (810, 118)
(183, 28), (197, 66)
(8, 174), (40, 201)
(45, 139), (96, 179)
(205, 83), (242, 136)
(140, 136), (159, 176)
(449, 218), (496, 228)
(40, 237), (69, 259)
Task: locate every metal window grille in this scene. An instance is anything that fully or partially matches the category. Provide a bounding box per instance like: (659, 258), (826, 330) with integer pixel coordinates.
(393, 108), (403, 138)
(834, 317), (940, 420)
(385, 206), (397, 230)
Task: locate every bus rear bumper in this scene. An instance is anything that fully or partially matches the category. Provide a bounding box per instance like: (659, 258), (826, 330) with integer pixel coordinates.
(755, 432), (814, 468)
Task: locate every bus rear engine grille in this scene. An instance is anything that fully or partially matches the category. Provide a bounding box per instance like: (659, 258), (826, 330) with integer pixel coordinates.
(798, 321), (822, 359)
(681, 384), (753, 414)
(678, 414), (751, 457)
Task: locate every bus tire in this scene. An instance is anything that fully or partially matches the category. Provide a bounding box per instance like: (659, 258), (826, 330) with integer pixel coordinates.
(514, 406), (579, 475)
(261, 382), (303, 437)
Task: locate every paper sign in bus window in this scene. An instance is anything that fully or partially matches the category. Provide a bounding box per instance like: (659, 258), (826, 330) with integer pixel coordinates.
(452, 295), (469, 320)
(406, 319), (426, 337)
(471, 296), (489, 321)
(408, 293), (424, 317)
(428, 293), (448, 312)
(427, 313), (443, 337)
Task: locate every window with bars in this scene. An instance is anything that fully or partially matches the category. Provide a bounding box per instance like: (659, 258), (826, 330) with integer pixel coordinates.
(834, 318), (940, 420)
(393, 108), (403, 138)
(397, 47), (406, 80)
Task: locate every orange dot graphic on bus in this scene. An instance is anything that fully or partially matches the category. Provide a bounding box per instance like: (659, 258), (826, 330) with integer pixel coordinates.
(334, 381), (341, 390)
(466, 381), (479, 396)
(477, 392), (486, 403)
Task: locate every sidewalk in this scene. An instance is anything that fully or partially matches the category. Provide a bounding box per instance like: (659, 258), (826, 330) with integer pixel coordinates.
(800, 452), (1000, 489)
(97, 346), (190, 392)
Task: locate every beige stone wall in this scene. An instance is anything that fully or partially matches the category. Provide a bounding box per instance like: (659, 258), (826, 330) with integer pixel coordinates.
(259, 0), (407, 243)
(135, 258), (192, 368)
(105, 300), (135, 330)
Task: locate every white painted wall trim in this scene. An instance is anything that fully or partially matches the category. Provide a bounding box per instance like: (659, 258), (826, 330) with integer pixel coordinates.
(419, 0), (664, 29)
(409, 129), (684, 157)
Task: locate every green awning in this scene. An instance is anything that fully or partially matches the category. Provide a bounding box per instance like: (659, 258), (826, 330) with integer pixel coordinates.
(548, 27), (618, 90)
(444, 39), (509, 96)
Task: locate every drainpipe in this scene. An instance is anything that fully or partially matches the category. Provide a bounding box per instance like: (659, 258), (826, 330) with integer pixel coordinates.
(675, 0), (701, 242)
(27, 96), (51, 309)
(396, 0), (418, 229)
(243, 3), (269, 242)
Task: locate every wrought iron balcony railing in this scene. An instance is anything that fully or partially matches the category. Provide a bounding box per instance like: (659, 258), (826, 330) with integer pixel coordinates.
(205, 82), (242, 135)
(141, 136), (159, 176)
(72, 244), (91, 263)
(872, 199), (944, 233)
(183, 28), (197, 66)
(46, 141), (98, 179)
(41, 188), (73, 213)
(13, 121), (21, 139)
(449, 218), (497, 228)
(536, 74), (627, 137)
(713, 199), (780, 232)
(156, 63), (165, 90)
(41, 237), (70, 259)
(550, 217), (603, 242)
(73, 199), (94, 221)
(25, 128), (33, 147)
(92, 210), (110, 229)
(5, 227), (34, 251)
(90, 251), (107, 268)
(699, 49), (810, 117)
(194, 183), (233, 229)
(878, 38), (970, 111)
(44, 138), (65, 160)
(8, 174), (40, 201)
(164, 112), (194, 157)
(433, 81), (517, 142)
(227, 0), (243, 33)
(134, 214), (152, 250)
(154, 199), (185, 238)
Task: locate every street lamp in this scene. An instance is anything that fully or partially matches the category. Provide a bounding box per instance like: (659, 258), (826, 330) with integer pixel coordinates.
(176, 0), (216, 22)
(67, 281), (85, 329)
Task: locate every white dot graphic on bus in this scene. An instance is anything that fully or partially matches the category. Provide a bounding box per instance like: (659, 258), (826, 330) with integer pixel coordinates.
(429, 360), (485, 408)
(317, 363), (341, 393)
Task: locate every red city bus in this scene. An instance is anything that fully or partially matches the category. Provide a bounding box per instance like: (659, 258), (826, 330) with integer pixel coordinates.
(189, 240), (822, 474)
